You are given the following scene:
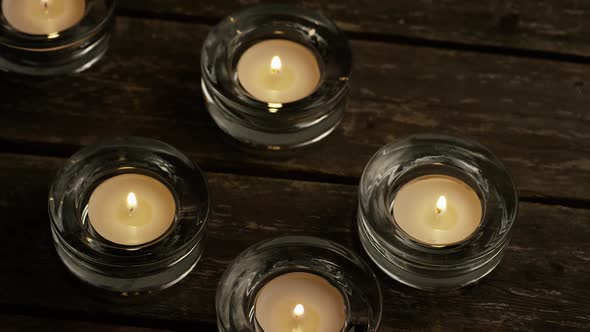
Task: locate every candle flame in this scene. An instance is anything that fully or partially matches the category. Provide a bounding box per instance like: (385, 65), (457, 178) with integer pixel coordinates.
(435, 195), (447, 215)
(293, 304), (305, 318)
(127, 192), (137, 215)
(270, 55), (282, 73)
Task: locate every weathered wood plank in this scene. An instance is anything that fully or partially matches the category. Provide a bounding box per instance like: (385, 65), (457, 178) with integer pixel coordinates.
(1, 17), (588, 202)
(0, 153), (588, 331)
(119, 0), (590, 58)
(2, 315), (174, 332)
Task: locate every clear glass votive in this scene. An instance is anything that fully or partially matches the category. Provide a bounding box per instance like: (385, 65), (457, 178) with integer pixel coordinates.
(357, 134), (518, 290)
(201, 4), (352, 150)
(0, 0), (116, 76)
(49, 137), (209, 295)
(216, 236), (382, 332)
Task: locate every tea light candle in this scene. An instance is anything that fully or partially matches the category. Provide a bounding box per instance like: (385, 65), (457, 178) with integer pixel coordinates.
(392, 175), (483, 246)
(2, 0), (86, 35)
(255, 272), (346, 332)
(87, 174), (176, 246)
(237, 39), (321, 104)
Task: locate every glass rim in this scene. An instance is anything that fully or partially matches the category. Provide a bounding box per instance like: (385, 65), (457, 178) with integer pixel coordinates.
(216, 236), (382, 332)
(49, 136), (210, 269)
(201, 4), (351, 120)
(358, 134), (519, 266)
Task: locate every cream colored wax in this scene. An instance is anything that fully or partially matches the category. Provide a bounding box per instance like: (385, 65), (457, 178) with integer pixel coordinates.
(392, 175), (483, 246)
(237, 39), (321, 104)
(255, 272), (346, 332)
(2, 0), (86, 35)
(87, 174), (176, 246)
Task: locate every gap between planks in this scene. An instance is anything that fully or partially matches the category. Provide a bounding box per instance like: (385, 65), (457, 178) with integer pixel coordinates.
(116, 8), (590, 66)
(0, 303), (216, 332)
(0, 139), (588, 211)
(0, 303), (369, 332)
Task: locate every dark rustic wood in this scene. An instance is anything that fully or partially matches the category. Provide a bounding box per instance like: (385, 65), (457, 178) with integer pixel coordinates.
(0, 153), (588, 331)
(2, 315), (172, 332)
(118, 0), (590, 58)
(2, 1), (590, 330)
(1, 17), (589, 202)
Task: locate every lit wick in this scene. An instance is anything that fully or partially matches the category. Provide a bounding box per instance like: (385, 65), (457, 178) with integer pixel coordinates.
(270, 55), (282, 74)
(293, 304), (304, 318)
(41, 0), (49, 12)
(435, 195), (447, 216)
(126, 192), (137, 216)
(292, 304), (304, 332)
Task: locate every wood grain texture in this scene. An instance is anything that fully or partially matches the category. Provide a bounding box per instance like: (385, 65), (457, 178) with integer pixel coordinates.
(2, 315), (173, 332)
(118, 0), (590, 58)
(0, 153), (588, 331)
(1, 17), (588, 202)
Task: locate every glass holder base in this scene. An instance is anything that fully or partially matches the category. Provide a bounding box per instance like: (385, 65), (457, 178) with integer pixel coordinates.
(202, 79), (344, 150)
(0, 31), (111, 76)
(358, 211), (507, 290)
(52, 225), (205, 295)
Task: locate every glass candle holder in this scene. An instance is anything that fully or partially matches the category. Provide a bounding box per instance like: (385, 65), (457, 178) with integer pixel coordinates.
(216, 236), (382, 332)
(0, 0), (116, 76)
(49, 137), (209, 295)
(357, 134), (518, 290)
(201, 4), (351, 150)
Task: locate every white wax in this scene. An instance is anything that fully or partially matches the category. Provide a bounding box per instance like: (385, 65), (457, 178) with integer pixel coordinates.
(392, 175), (483, 246)
(87, 174), (176, 246)
(2, 0), (86, 35)
(237, 39), (321, 104)
(255, 272), (346, 332)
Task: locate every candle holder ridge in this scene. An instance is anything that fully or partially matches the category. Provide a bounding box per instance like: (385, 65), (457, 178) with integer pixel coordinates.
(357, 134), (518, 290)
(201, 4), (351, 150)
(49, 137), (209, 295)
(216, 236), (382, 332)
(0, 0), (116, 76)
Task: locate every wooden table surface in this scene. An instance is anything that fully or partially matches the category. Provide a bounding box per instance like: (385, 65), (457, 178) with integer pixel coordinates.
(1, 1), (589, 331)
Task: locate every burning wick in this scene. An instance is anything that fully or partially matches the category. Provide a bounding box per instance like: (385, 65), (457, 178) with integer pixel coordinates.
(126, 192), (137, 216)
(435, 195), (447, 216)
(293, 304), (304, 318)
(270, 55), (282, 74)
